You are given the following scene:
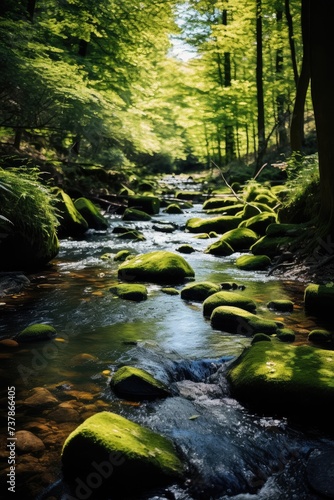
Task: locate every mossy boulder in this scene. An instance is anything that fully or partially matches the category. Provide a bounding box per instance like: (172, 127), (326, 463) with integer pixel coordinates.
(304, 284), (334, 317)
(74, 198), (109, 230)
(110, 284), (148, 301)
(251, 333), (272, 344)
(250, 235), (292, 258)
(202, 197), (237, 210)
(127, 195), (160, 215)
(203, 291), (257, 317)
(235, 254), (271, 271)
(161, 287), (179, 295)
(181, 281), (221, 302)
(210, 306), (280, 335)
(308, 329), (333, 343)
(16, 323), (57, 343)
(176, 244), (196, 254)
(110, 366), (171, 400)
(118, 251), (195, 284)
(215, 228), (259, 252)
(55, 189), (88, 237)
(122, 208), (151, 221)
(267, 300), (294, 313)
(164, 203), (183, 214)
(61, 411), (183, 493)
(116, 229), (146, 241)
(240, 202), (275, 220)
(205, 203), (245, 215)
(114, 250), (132, 262)
(185, 215), (242, 234)
(238, 212), (277, 235)
(227, 342), (334, 422)
(276, 328), (295, 342)
(204, 239), (234, 256)
(265, 222), (307, 237)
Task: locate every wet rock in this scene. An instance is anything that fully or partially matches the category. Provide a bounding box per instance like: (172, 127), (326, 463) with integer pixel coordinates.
(74, 197), (109, 230)
(55, 189), (88, 237)
(152, 223), (177, 233)
(308, 329), (333, 343)
(113, 249), (132, 261)
(0, 272), (30, 297)
(127, 195), (160, 215)
(217, 227), (259, 252)
(164, 203), (183, 214)
(122, 207), (151, 221)
(176, 244), (196, 254)
(304, 283), (334, 318)
(70, 353), (98, 367)
(276, 328), (295, 343)
(203, 291), (257, 317)
(110, 365), (172, 400)
(205, 203), (245, 215)
(110, 283), (148, 301)
(267, 299), (294, 312)
(210, 305), (280, 335)
(118, 250), (195, 284)
(185, 215), (242, 234)
(238, 212), (277, 235)
(16, 323), (57, 342)
(181, 281), (221, 302)
(161, 287), (180, 295)
(202, 197), (236, 210)
(23, 387), (59, 407)
(250, 234), (293, 258)
(241, 202), (276, 220)
(307, 449), (334, 499)
(61, 411), (183, 495)
(236, 254), (272, 271)
(204, 238), (234, 256)
(116, 229), (146, 241)
(16, 430), (45, 454)
(251, 333), (272, 344)
(46, 403), (81, 423)
(0, 338), (19, 347)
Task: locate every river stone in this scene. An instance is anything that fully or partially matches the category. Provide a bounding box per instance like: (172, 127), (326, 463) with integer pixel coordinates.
(127, 195), (160, 215)
(161, 287), (179, 295)
(241, 202), (276, 220)
(164, 203), (183, 214)
(118, 250), (195, 284)
(176, 244), (196, 254)
(110, 365), (171, 400)
(46, 403), (81, 423)
(227, 342), (334, 423)
(61, 411), (183, 493)
(16, 323), (57, 342)
(205, 203), (245, 215)
(23, 387), (59, 407)
(74, 197), (109, 230)
(214, 227), (259, 252)
(113, 249), (132, 262)
(308, 329), (333, 343)
(122, 207), (151, 221)
(238, 212), (277, 235)
(235, 254), (272, 271)
(181, 281), (221, 302)
(203, 291), (257, 317)
(267, 299), (294, 312)
(55, 189), (88, 237)
(202, 197), (237, 210)
(304, 283), (334, 317)
(276, 328), (295, 343)
(185, 215), (243, 234)
(204, 238), (234, 256)
(110, 284), (148, 301)
(210, 306), (279, 335)
(250, 235), (293, 258)
(16, 430), (45, 454)
(307, 450), (334, 499)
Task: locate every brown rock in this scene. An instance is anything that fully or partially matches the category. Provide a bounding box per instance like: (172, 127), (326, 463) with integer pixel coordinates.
(16, 430), (45, 454)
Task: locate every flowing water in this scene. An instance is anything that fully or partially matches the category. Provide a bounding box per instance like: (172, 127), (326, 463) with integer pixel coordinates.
(1, 175), (334, 499)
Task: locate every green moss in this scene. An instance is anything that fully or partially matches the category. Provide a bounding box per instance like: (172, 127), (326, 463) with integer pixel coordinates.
(16, 323), (57, 342)
(181, 281), (221, 302)
(116, 229), (146, 241)
(203, 291), (256, 317)
(74, 197), (109, 230)
(122, 208), (151, 221)
(227, 342), (334, 419)
(304, 284), (334, 317)
(193, 233), (210, 239)
(164, 203), (183, 214)
(238, 212), (277, 235)
(110, 366), (171, 400)
(62, 411), (183, 489)
(110, 284), (148, 301)
(276, 328), (295, 342)
(56, 189), (88, 237)
(267, 300), (294, 312)
(118, 251), (195, 284)
(235, 254), (271, 271)
(251, 333), (272, 344)
(127, 195), (160, 215)
(265, 223), (305, 237)
(202, 197), (237, 210)
(241, 202), (275, 220)
(250, 235), (293, 258)
(210, 305), (279, 335)
(114, 250), (132, 262)
(308, 329), (333, 343)
(204, 239), (234, 256)
(185, 215), (242, 234)
(205, 203), (245, 215)
(214, 228), (259, 252)
(161, 287), (180, 295)
(176, 244), (196, 254)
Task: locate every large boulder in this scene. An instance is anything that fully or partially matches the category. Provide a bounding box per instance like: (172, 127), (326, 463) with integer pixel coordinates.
(227, 342), (334, 425)
(210, 305), (280, 335)
(185, 215), (242, 234)
(203, 291), (256, 317)
(127, 195), (160, 215)
(61, 411), (183, 494)
(181, 281), (221, 302)
(235, 254), (271, 271)
(110, 284), (148, 301)
(55, 189), (88, 237)
(110, 366), (171, 400)
(304, 284), (334, 318)
(238, 212), (277, 235)
(204, 239), (234, 256)
(250, 235), (293, 258)
(74, 197), (109, 230)
(213, 227), (258, 252)
(118, 251), (195, 284)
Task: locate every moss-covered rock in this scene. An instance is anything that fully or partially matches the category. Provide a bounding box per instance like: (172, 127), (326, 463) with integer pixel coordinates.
(118, 251), (195, 284)
(164, 203), (183, 214)
(185, 215), (242, 234)
(116, 229), (146, 241)
(241, 202), (275, 220)
(16, 323), (57, 342)
(61, 411), (183, 493)
(176, 244), (196, 254)
(114, 250), (132, 262)
(265, 222), (303, 237)
(110, 284), (148, 301)
(181, 281), (221, 302)
(210, 306), (280, 335)
(55, 189), (88, 237)
(204, 239), (234, 256)
(161, 287), (179, 295)
(235, 254), (271, 271)
(74, 197), (109, 230)
(205, 203), (245, 215)
(202, 197), (237, 210)
(122, 208), (151, 221)
(238, 212), (277, 235)
(215, 228), (259, 252)
(308, 329), (333, 343)
(127, 195), (160, 215)
(276, 328), (295, 342)
(110, 366), (171, 400)
(227, 342), (334, 422)
(267, 300), (294, 313)
(203, 291), (257, 317)
(250, 235), (293, 258)
(251, 333), (272, 344)
(304, 284), (334, 317)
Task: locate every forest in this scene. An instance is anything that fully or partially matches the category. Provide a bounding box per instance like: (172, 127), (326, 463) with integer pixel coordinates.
(2, 1), (334, 499)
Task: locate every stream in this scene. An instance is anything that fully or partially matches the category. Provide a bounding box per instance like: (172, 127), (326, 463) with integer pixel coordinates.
(1, 174), (334, 499)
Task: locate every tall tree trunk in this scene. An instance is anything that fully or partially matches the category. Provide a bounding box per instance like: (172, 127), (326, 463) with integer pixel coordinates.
(284, 0), (299, 87)
(222, 8), (235, 165)
(309, 0), (334, 233)
(27, 0), (36, 21)
(276, 7), (288, 149)
(290, 0), (310, 153)
(255, 0), (265, 172)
